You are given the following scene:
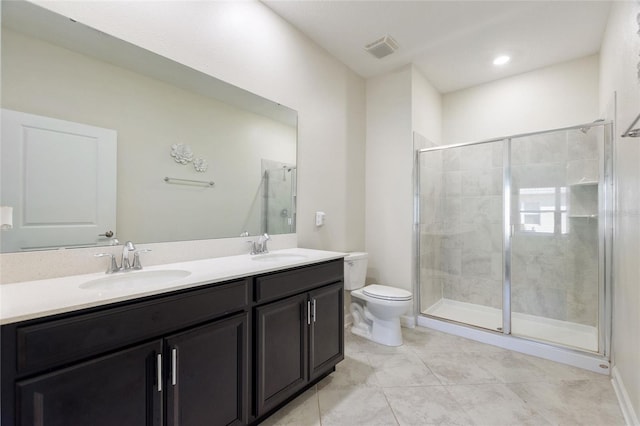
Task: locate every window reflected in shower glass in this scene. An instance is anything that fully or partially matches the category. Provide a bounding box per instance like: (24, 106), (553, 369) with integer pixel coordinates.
(518, 187), (567, 234)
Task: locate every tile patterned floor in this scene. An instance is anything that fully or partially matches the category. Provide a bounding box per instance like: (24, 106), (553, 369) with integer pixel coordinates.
(260, 327), (626, 426)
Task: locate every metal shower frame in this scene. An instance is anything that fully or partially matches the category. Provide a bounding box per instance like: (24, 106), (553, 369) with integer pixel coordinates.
(412, 120), (614, 361)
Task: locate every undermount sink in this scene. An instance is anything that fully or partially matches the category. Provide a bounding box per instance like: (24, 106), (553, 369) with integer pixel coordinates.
(80, 269), (191, 292)
(251, 253), (308, 262)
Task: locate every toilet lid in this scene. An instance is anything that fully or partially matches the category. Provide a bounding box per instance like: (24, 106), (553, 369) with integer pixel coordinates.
(363, 285), (412, 301)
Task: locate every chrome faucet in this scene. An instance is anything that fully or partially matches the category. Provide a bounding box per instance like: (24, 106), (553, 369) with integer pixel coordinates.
(94, 252), (120, 274)
(258, 233), (271, 254)
(121, 241), (136, 270)
(95, 241), (152, 274)
(247, 233), (271, 255)
(132, 249), (151, 270)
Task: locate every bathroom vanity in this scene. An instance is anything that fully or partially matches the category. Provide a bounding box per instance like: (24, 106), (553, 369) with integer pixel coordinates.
(0, 249), (344, 425)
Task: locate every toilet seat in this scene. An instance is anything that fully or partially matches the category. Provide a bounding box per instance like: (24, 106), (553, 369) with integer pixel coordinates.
(363, 284), (412, 301)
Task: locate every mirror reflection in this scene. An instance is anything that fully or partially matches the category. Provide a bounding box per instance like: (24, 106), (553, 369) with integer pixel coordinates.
(0, 1), (297, 253)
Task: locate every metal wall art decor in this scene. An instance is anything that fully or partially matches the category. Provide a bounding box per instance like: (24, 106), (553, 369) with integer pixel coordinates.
(169, 144), (209, 172)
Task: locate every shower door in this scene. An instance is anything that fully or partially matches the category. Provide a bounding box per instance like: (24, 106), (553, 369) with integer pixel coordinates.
(509, 125), (609, 352)
(263, 166), (297, 234)
(417, 122), (611, 354)
(418, 140), (506, 331)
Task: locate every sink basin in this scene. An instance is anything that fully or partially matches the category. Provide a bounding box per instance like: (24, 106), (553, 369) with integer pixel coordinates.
(251, 253), (308, 262)
(80, 269), (191, 292)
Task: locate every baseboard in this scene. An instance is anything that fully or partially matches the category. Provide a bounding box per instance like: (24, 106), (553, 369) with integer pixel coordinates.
(612, 365), (640, 425)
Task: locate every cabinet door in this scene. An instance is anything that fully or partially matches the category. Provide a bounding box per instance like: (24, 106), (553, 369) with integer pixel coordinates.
(165, 313), (248, 426)
(309, 282), (344, 379)
(16, 340), (162, 426)
(255, 293), (308, 416)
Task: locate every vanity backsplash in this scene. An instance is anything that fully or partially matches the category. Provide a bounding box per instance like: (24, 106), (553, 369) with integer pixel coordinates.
(0, 234), (297, 284)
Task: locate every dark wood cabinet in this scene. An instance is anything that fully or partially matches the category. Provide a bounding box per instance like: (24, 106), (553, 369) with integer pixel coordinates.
(14, 313), (249, 426)
(166, 313), (248, 426)
(253, 262), (344, 419)
(2, 279), (250, 426)
(2, 259), (344, 426)
(16, 340), (162, 426)
(255, 293), (309, 415)
(309, 282), (344, 380)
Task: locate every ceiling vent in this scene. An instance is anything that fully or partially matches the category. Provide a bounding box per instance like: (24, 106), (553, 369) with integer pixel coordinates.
(364, 35), (399, 59)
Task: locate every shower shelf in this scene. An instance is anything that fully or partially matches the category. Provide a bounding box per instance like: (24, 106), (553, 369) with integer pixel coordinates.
(569, 182), (598, 218)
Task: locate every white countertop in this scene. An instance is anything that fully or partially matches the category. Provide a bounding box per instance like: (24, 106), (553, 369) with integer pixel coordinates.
(0, 248), (346, 325)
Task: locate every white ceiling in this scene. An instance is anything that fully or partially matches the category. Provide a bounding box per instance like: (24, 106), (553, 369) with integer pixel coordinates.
(261, 1), (612, 93)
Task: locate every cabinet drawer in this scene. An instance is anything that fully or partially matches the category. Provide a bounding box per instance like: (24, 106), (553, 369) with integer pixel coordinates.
(254, 260), (343, 304)
(16, 279), (249, 374)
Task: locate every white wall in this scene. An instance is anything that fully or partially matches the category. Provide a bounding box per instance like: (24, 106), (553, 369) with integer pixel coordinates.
(366, 66), (413, 292)
(599, 1), (640, 423)
(1, 0), (366, 282)
(412, 66), (443, 146)
(365, 65), (442, 303)
(443, 55), (600, 144)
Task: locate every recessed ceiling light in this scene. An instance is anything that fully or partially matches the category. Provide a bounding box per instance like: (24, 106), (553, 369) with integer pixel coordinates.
(493, 55), (511, 66)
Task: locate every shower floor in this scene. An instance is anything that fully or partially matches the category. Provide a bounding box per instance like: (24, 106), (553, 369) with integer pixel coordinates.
(424, 298), (598, 352)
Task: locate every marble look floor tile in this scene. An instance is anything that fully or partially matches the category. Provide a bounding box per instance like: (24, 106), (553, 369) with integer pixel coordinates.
(508, 379), (626, 425)
(384, 386), (476, 425)
(344, 330), (363, 354)
(317, 351), (378, 389)
(475, 350), (551, 383)
(523, 355), (609, 382)
(418, 351), (500, 385)
(399, 327), (434, 347)
(318, 386), (399, 425)
(404, 328), (475, 355)
(346, 331), (413, 355)
(405, 328), (507, 355)
(259, 387), (320, 426)
(368, 351), (441, 387)
(452, 337), (509, 354)
(264, 328), (625, 426)
(446, 383), (552, 426)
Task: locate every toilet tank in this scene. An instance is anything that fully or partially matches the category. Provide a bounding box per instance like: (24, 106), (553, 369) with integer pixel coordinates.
(344, 252), (368, 290)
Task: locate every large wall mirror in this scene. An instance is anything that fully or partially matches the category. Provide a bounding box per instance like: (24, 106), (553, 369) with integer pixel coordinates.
(0, 1), (297, 253)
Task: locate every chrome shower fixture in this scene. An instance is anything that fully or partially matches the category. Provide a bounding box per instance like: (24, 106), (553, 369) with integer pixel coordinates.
(580, 118), (605, 134)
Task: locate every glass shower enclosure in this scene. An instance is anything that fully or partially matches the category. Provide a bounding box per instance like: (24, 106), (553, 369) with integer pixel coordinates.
(263, 164), (297, 234)
(416, 122), (612, 356)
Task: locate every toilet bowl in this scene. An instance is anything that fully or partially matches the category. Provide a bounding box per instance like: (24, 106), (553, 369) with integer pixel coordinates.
(344, 253), (413, 346)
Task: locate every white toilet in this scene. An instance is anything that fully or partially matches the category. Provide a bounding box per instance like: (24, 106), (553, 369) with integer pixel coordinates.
(344, 252), (412, 346)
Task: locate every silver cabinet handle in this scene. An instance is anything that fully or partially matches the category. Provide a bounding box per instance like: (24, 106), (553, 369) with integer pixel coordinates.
(171, 348), (177, 386)
(313, 299), (316, 323)
(307, 301), (311, 325)
(156, 353), (163, 392)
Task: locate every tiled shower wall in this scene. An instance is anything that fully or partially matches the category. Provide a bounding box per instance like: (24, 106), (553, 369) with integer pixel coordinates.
(420, 142), (504, 315)
(420, 128), (601, 327)
(511, 129), (599, 326)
